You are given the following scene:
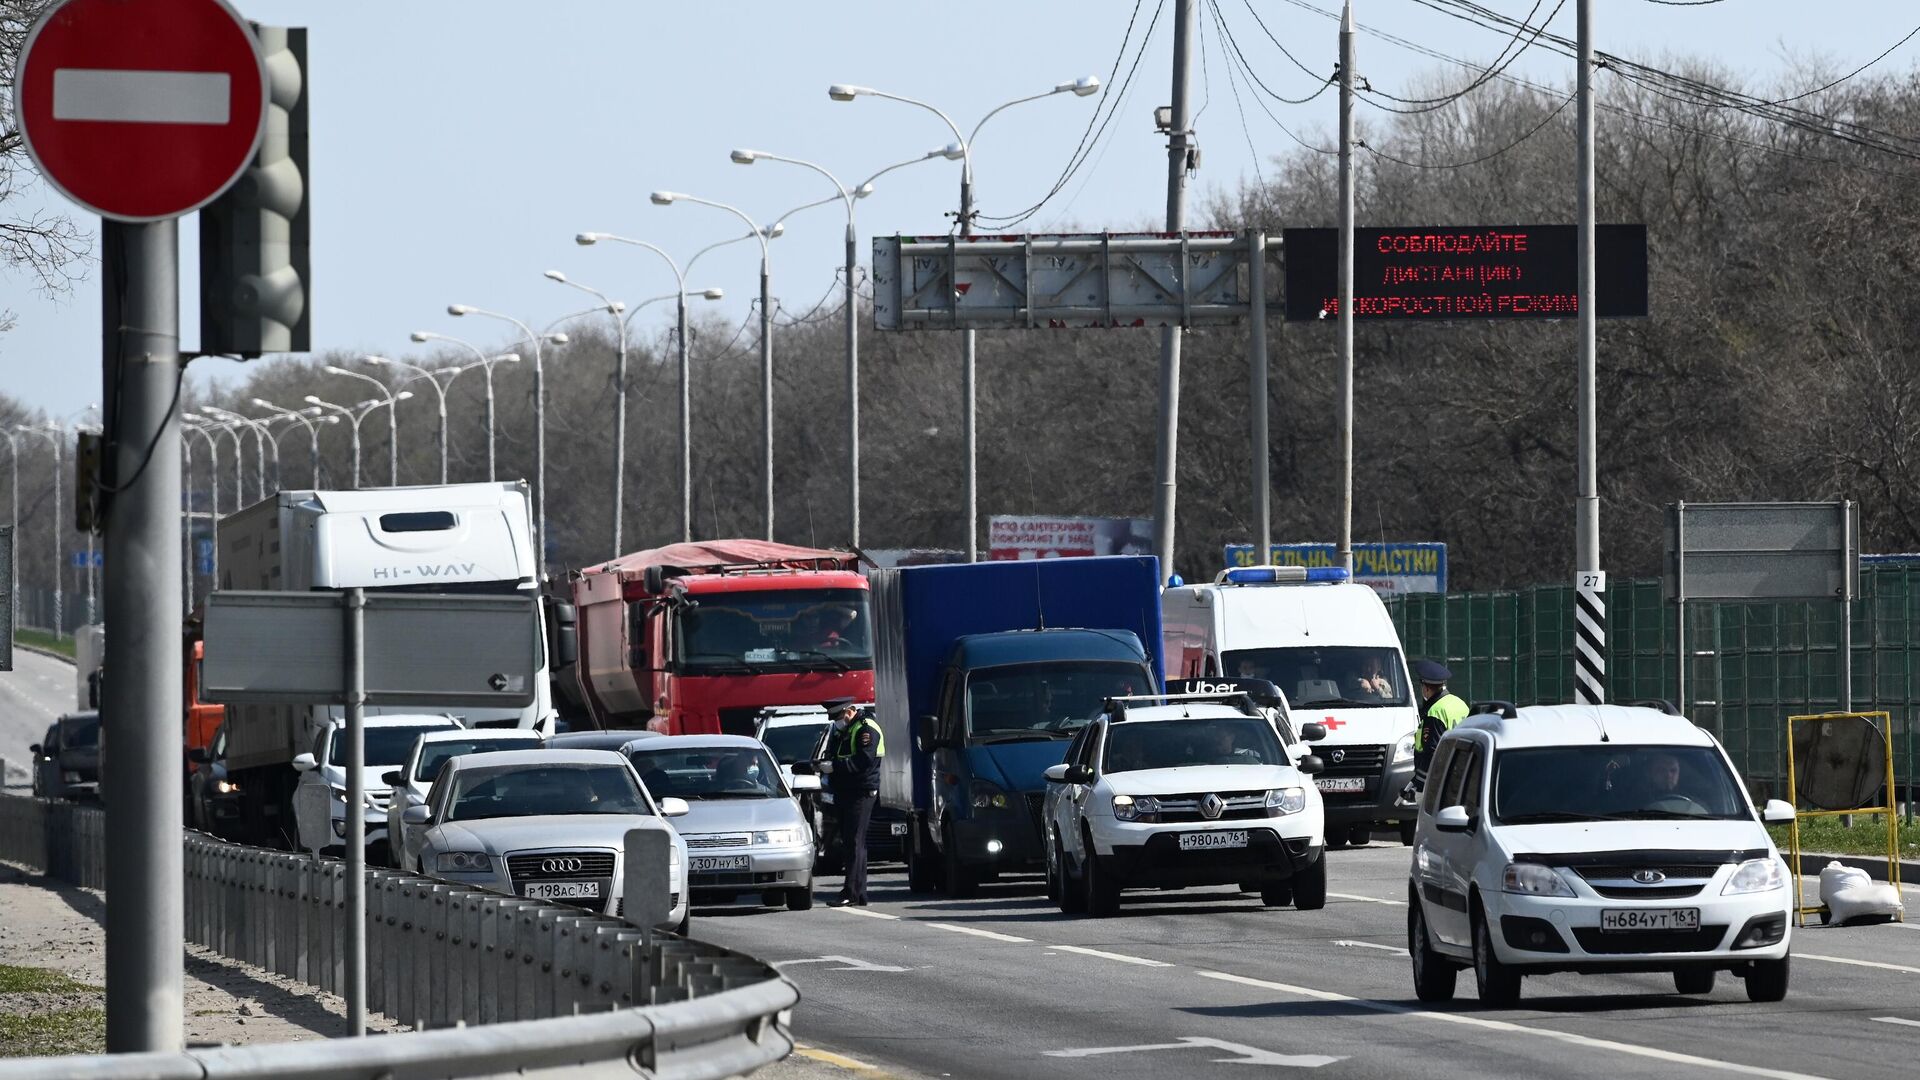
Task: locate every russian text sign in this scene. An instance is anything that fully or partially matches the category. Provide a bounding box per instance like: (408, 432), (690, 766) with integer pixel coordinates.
(1223, 542), (1447, 594)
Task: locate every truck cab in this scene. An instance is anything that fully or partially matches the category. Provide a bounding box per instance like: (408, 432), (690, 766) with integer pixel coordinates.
(1162, 565), (1421, 847)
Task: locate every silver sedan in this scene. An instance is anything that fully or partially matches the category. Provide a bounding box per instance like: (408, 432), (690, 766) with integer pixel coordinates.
(408, 749), (691, 933)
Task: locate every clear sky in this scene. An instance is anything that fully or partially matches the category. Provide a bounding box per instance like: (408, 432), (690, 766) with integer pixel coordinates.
(3, 0), (1913, 416)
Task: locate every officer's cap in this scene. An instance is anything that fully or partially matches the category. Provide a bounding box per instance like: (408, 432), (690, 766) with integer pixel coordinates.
(1413, 659), (1452, 685)
(821, 697), (856, 711)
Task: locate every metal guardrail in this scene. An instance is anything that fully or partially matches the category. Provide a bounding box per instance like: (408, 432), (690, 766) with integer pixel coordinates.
(0, 794), (797, 1078)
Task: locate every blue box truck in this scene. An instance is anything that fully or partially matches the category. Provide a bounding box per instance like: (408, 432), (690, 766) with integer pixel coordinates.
(871, 556), (1164, 896)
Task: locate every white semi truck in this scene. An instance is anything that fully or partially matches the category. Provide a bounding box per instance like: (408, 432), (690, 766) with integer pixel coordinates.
(213, 482), (562, 849)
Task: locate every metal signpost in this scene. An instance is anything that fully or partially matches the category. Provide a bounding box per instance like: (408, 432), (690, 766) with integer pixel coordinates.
(1665, 501), (1860, 715)
(1, 526), (12, 672)
(13, 0), (266, 1052)
(201, 589), (541, 1036)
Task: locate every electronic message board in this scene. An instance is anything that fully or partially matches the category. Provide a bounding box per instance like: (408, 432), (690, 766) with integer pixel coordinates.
(1282, 224), (1647, 321)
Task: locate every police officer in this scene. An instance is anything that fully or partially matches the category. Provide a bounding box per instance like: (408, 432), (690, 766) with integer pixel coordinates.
(814, 698), (883, 907)
(1411, 660), (1468, 791)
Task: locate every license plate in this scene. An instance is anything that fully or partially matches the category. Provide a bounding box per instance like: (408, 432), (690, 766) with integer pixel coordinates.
(525, 881), (600, 900)
(1178, 830), (1249, 851)
(1601, 907), (1700, 932)
(1315, 777), (1367, 793)
(889, 823), (909, 836)
(692, 855), (750, 872)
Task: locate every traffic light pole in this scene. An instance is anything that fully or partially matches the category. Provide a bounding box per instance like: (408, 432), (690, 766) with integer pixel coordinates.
(100, 218), (184, 1053)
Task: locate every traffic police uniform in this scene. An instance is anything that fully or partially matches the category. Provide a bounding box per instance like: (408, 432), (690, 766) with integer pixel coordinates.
(1411, 659), (1468, 791)
(821, 698), (884, 906)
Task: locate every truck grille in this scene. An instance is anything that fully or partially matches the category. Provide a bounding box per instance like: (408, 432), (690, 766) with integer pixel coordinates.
(505, 851), (616, 880)
(686, 834), (751, 850)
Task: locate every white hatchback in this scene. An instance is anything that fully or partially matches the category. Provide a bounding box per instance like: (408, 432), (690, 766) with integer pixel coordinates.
(1407, 703), (1796, 1006)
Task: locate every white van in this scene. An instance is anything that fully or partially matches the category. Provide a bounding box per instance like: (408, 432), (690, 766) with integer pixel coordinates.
(1161, 566), (1419, 846)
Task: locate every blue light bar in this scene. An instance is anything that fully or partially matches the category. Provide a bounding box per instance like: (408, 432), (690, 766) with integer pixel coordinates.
(1217, 565), (1351, 585)
(1305, 567), (1350, 583)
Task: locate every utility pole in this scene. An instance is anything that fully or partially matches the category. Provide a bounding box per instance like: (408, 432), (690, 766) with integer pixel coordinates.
(759, 263), (775, 541)
(959, 167), (978, 560)
(1151, 0), (1197, 584)
(677, 297), (693, 543)
(845, 220), (861, 548)
(1337, 1), (1356, 575)
(1573, 0), (1606, 705)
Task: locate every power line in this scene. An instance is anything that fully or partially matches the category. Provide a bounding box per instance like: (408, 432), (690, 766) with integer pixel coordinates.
(1358, 89), (1575, 169)
(1213, 0), (1267, 189)
(1235, 0), (1335, 94)
(1212, 0), (1333, 106)
(1359, 0), (1565, 114)
(1209, 0), (1337, 154)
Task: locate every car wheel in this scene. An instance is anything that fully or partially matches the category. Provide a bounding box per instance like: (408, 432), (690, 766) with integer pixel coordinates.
(1347, 824), (1373, 847)
(1238, 881), (1262, 893)
(942, 826), (978, 899)
(1409, 899), (1459, 1003)
(1056, 836), (1087, 915)
(1472, 906), (1523, 1006)
(1399, 819), (1417, 846)
(786, 887), (815, 912)
(1292, 854), (1327, 911)
(1044, 830), (1062, 903)
(1673, 968), (1716, 995)
(673, 913), (691, 936)
(1260, 882), (1294, 907)
(1744, 957), (1790, 1002)
(1083, 839), (1120, 918)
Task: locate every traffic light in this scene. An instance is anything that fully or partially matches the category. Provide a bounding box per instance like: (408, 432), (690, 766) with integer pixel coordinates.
(200, 25), (309, 356)
(74, 430), (104, 534)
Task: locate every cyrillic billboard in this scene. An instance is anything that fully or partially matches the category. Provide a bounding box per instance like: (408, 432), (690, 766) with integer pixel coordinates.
(990, 515), (1154, 561)
(1222, 542), (1447, 594)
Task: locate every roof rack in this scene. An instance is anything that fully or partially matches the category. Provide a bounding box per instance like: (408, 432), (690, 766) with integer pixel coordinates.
(1098, 692), (1262, 722)
(1470, 700), (1519, 719)
(1625, 698), (1685, 717)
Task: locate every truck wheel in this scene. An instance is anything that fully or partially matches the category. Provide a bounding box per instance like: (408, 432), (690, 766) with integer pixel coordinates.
(1409, 901), (1458, 1002)
(1744, 957), (1790, 1002)
(905, 821), (939, 893)
(1292, 854), (1327, 911)
(943, 827), (979, 899)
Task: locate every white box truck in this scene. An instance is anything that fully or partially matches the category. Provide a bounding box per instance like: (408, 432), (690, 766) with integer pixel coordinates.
(214, 482), (558, 849)
(1161, 566), (1421, 846)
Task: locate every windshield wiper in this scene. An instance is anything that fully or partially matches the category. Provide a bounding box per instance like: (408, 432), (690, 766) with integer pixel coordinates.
(971, 731), (1073, 745)
(1609, 808), (1724, 820)
(781, 649), (851, 672)
(1297, 697), (1388, 708)
(1497, 811), (1616, 824)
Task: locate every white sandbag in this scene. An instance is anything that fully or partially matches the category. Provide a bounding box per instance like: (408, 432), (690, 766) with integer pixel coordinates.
(1819, 859), (1906, 925)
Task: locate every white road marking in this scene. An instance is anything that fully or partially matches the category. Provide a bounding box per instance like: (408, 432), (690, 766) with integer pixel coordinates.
(1329, 891), (1406, 906)
(1045, 1035), (1341, 1067)
(773, 955), (910, 973)
(1193, 970), (1830, 1080)
(925, 922), (1030, 943)
(1334, 939), (1409, 956)
(1049, 944), (1173, 967)
(52, 69), (232, 125)
(1798, 952), (1920, 975)
(832, 906), (900, 920)
(1870, 1017), (1920, 1029)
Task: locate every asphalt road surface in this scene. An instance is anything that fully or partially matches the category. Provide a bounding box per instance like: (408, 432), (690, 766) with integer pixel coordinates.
(0, 647), (73, 787)
(698, 844), (1920, 1080)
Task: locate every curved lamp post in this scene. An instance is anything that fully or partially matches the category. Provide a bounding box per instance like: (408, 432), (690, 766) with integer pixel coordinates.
(306, 393), (413, 489)
(544, 271), (633, 555)
(410, 332), (518, 481)
(447, 304), (560, 577)
(323, 366), (407, 486)
(364, 355), (456, 484)
(252, 398), (337, 487)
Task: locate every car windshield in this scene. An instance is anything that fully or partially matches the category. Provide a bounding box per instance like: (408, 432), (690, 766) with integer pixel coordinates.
(1221, 646), (1410, 708)
(626, 746), (786, 800)
(331, 725), (452, 767)
(60, 716), (101, 749)
(414, 738), (541, 783)
(671, 589), (873, 673)
(760, 722), (829, 765)
(966, 662), (1149, 743)
(1103, 717), (1288, 774)
(1491, 745), (1752, 823)
(446, 764), (650, 820)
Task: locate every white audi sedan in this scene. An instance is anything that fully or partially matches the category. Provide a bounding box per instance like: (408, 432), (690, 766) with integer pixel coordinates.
(408, 749), (691, 933)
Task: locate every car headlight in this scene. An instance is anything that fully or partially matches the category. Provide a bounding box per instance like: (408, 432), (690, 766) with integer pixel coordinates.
(1502, 862), (1575, 897)
(1392, 733), (1416, 765)
(1112, 794), (1161, 823)
(1722, 857), (1787, 895)
(1266, 787), (1307, 815)
(435, 851), (493, 873)
(969, 780), (1011, 810)
(669, 848), (682, 894)
(752, 829), (804, 846)
(213, 779), (238, 795)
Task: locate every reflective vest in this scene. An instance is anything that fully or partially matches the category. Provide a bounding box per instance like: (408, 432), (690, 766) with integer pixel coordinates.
(1414, 692), (1469, 751)
(833, 717), (885, 760)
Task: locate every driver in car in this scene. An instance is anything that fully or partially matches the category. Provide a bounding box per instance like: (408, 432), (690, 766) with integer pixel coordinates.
(714, 754), (757, 790)
(1198, 725), (1262, 766)
(1643, 751), (1682, 798)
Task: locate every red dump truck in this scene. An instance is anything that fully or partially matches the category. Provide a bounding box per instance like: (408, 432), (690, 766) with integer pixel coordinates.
(570, 541), (875, 736)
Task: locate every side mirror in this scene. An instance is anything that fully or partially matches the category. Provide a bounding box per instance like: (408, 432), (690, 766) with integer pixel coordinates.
(1042, 763), (1070, 784)
(1299, 722), (1328, 743)
(292, 753), (317, 772)
(1435, 805), (1474, 833)
(659, 796), (691, 818)
(549, 600), (578, 668)
(913, 714), (943, 753)
(380, 770), (404, 787)
(1761, 798), (1795, 826)
(790, 774), (822, 793)
(401, 804), (433, 826)
(28, 744), (41, 757)
(187, 747), (211, 765)
(789, 761), (818, 776)
(1064, 764), (1095, 785)
(1298, 754), (1326, 776)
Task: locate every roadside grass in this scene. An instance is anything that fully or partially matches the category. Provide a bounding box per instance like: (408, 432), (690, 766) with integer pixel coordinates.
(11, 627), (75, 659)
(0, 963), (104, 1057)
(1769, 815), (1920, 860)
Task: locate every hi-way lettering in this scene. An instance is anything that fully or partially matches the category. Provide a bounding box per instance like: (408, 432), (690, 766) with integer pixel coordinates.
(370, 562), (479, 580)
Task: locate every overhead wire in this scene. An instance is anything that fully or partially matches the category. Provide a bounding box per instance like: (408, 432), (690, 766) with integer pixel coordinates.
(1212, 0), (1267, 188)
(1210, 0), (1338, 154)
(1215, 0), (1333, 105)
(1357, 0), (1565, 114)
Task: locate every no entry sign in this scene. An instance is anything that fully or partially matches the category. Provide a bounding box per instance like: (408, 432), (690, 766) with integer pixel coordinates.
(13, 0), (267, 222)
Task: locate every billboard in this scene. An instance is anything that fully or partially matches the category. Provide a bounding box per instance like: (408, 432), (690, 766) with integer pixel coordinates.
(990, 515), (1154, 561)
(1223, 542), (1447, 594)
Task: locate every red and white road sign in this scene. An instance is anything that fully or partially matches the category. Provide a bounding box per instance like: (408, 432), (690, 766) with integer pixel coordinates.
(13, 0), (267, 222)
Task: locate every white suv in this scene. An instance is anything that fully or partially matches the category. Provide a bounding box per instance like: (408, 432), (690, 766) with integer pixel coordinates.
(1042, 689), (1330, 917)
(1406, 702), (1796, 1006)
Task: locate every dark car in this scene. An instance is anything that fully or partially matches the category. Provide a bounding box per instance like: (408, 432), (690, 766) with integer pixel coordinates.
(31, 711), (102, 801)
(545, 730), (663, 752)
(186, 722), (244, 837)
(797, 709), (908, 872)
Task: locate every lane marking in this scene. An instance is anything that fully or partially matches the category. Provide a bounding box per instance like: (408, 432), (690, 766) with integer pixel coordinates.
(1870, 1017), (1920, 1029)
(794, 1044), (896, 1074)
(832, 906), (900, 920)
(1193, 970), (1830, 1080)
(1330, 891), (1407, 906)
(1050, 944), (1174, 967)
(925, 922), (1030, 943)
(1334, 939), (1409, 956)
(1798, 952), (1920, 975)
(1046, 1035), (1340, 1067)
(774, 955), (911, 973)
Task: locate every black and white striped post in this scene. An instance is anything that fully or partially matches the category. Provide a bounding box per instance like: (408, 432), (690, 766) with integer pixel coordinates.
(1575, 571), (1606, 704)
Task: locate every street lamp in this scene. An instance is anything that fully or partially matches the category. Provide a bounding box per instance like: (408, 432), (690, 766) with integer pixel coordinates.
(410, 332), (520, 481)
(201, 406), (275, 498)
(252, 398), (338, 488)
(177, 419), (228, 605)
(184, 414), (247, 517)
(12, 424), (62, 634)
(447, 303), (558, 577)
(306, 393), (412, 489)
(364, 355), (455, 484)
(324, 365), (407, 486)
(0, 429), (16, 615)
(730, 145), (955, 548)
(544, 270), (634, 556)
(829, 76), (1100, 560)
(648, 190), (780, 541)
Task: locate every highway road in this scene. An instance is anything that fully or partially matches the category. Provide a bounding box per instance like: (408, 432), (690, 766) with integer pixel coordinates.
(0, 647), (73, 787)
(701, 845), (1920, 1080)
